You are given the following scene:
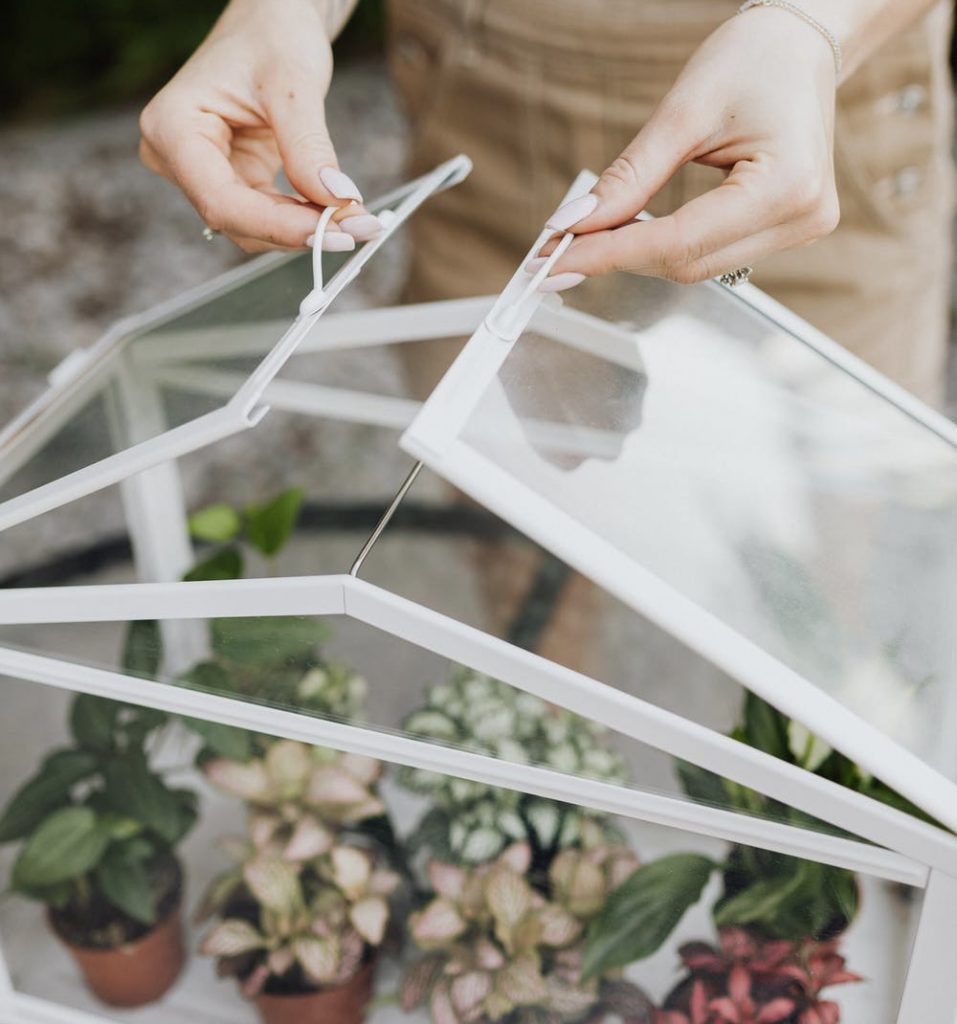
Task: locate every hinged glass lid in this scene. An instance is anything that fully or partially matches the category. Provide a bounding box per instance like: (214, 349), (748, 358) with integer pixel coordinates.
(401, 173), (957, 826)
(0, 156), (471, 535)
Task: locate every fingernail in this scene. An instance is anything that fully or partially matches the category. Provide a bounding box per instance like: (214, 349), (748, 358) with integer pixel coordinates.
(538, 272), (586, 293)
(546, 193), (598, 232)
(523, 256), (548, 275)
(340, 213), (384, 242)
(321, 232), (356, 252)
(319, 167), (363, 202)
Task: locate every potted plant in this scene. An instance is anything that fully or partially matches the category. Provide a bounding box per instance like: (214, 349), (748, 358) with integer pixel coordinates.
(653, 926), (861, 1023)
(400, 671), (630, 873)
(198, 739), (400, 1024)
(0, 687), (197, 1007)
(401, 841), (655, 1024)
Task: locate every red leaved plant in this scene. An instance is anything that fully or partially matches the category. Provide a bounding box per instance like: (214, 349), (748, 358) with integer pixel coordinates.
(656, 927), (862, 1024)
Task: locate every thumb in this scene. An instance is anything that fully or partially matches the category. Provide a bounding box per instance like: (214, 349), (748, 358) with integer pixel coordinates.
(554, 107), (698, 234)
(265, 72), (363, 209)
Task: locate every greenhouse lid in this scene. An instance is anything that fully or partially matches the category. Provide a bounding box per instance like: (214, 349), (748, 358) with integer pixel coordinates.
(400, 171), (957, 831)
(0, 155), (471, 535)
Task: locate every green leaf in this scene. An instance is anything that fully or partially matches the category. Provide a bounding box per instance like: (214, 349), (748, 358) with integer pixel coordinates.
(122, 620), (162, 680)
(713, 869), (808, 930)
(184, 547), (244, 583)
(211, 616), (328, 667)
(742, 694), (792, 761)
(183, 718), (253, 761)
(582, 854), (715, 979)
(675, 761), (730, 809)
(95, 842), (157, 925)
(98, 813), (144, 841)
(188, 503), (242, 543)
(245, 488), (304, 558)
(12, 807), (109, 890)
(178, 661), (232, 695)
(102, 756), (183, 845)
(0, 750), (98, 843)
(70, 695), (120, 753)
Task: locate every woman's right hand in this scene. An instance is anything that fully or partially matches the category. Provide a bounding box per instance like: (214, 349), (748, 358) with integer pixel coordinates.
(139, 0), (380, 253)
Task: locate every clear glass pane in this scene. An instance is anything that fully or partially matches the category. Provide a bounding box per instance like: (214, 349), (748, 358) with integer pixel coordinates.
(454, 275), (957, 779)
(0, 610), (872, 842)
(0, 673), (914, 1023)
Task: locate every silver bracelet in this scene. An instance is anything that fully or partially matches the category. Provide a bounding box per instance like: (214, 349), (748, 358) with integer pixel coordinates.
(737, 0), (843, 76)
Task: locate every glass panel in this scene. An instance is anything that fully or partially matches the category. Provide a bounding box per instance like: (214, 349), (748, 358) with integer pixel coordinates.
(0, 673), (913, 1023)
(453, 275), (957, 780)
(0, 170), (453, 531)
(0, 610), (873, 843)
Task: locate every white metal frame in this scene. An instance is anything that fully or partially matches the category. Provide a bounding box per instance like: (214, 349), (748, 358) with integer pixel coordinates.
(400, 172), (957, 838)
(1, 168), (955, 1024)
(0, 156), (471, 535)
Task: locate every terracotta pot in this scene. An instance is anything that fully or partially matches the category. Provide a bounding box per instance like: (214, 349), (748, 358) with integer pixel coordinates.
(51, 904), (186, 1008)
(255, 960), (376, 1024)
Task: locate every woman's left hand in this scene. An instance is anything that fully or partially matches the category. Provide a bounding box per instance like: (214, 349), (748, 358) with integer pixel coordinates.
(534, 7), (841, 290)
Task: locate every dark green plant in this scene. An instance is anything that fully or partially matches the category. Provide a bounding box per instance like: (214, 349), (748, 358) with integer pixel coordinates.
(0, 624), (196, 940)
(579, 689), (942, 979)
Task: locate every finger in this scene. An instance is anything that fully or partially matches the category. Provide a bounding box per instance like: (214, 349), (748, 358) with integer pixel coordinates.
(263, 72), (370, 216)
(545, 101), (703, 235)
(545, 166), (831, 280)
(163, 121), (326, 247)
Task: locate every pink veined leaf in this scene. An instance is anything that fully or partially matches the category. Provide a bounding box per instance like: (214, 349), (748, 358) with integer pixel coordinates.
(429, 861), (468, 901)
(496, 955), (549, 1005)
(536, 905), (583, 947)
(401, 956), (445, 1011)
(338, 752), (382, 786)
(283, 814), (334, 861)
(241, 962), (271, 999)
(205, 759), (272, 801)
(369, 868), (402, 896)
(268, 946), (296, 976)
(410, 897), (467, 947)
(242, 856), (303, 915)
(334, 929), (366, 986)
(265, 740), (313, 793)
(450, 971), (493, 1014)
(307, 766), (372, 807)
(330, 846), (373, 899)
(655, 1013), (692, 1024)
(248, 812), (280, 851)
(484, 866), (532, 951)
(498, 842), (533, 876)
(293, 935), (341, 985)
(199, 919), (266, 957)
(431, 983), (463, 1024)
(757, 998), (798, 1023)
(474, 938), (506, 971)
(337, 796), (387, 823)
(350, 896), (389, 946)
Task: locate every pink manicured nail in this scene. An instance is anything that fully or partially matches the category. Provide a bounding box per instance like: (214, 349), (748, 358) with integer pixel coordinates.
(340, 214), (383, 242)
(523, 256), (548, 275)
(319, 167), (363, 202)
(321, 232), (356, 252)
(539, 272), (586, 293)
(546, 194), (598, 232)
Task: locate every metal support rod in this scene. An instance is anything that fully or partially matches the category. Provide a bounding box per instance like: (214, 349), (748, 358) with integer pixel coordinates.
(349, 460), (424, 577)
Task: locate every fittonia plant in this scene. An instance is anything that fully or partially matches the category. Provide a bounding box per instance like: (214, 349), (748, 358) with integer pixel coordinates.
(400, 671), (629, 867)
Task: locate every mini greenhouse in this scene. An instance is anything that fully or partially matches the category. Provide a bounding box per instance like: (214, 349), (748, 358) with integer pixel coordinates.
(0, 159), (954, 1024)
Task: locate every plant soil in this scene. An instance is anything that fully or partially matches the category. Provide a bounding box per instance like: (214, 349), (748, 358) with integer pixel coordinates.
(50, 855), (182, 949)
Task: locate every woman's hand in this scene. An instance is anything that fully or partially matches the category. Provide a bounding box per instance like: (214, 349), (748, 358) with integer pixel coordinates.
(139, 0), (379, 253)
(535, 7), (842, 289)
